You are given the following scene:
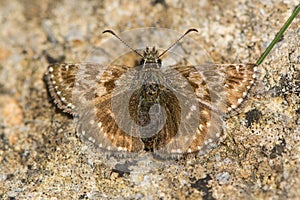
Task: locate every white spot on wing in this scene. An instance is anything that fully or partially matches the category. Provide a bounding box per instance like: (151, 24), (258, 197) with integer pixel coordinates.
(191, 105), (197, 111)
(238, 98), (243, 104)
(231, 104), (237, 109)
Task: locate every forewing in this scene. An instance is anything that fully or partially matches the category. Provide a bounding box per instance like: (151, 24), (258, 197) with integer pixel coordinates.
(45, 64), (79, 114)
(175, 63), (259, 113)
(221, 63), (258, 114)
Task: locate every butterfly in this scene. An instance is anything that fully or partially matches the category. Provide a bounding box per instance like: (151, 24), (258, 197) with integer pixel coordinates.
(45, 29), (259, 158)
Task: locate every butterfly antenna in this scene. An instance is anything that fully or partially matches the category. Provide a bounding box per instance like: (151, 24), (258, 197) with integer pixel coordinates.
(103, 30), (144, 58)
(158, 28), (198, 58)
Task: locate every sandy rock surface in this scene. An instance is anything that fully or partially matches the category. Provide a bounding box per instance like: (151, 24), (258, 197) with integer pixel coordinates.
(0, 0), (299, 199)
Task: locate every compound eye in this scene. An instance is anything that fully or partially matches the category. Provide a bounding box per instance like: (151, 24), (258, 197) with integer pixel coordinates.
(140, 59), (145, 65)
(157, 59), (162, 65)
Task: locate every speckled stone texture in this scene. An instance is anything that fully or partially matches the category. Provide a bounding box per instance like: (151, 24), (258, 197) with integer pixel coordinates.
(0, 0), (299, 199)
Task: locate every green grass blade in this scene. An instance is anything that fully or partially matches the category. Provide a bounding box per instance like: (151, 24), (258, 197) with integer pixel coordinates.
(256, 4), (300, 65)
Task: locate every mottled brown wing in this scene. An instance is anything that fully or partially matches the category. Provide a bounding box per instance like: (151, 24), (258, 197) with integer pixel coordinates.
(222, 63), (258, 114)
(173, 63), (259, 113)
(152, 65), (223, 157)
(152, 63), (259, 157)
(45, 63), (79, 114)
(73, 64), (145, 154)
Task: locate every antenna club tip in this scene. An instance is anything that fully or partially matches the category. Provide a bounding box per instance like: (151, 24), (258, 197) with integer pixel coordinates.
(184, 28), (199, 35)
(190, 28), (199, 32)
(103, 30), (115, 34)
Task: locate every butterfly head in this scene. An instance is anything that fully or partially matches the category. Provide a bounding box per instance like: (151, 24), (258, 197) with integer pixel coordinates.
(140, 47), (162, 67)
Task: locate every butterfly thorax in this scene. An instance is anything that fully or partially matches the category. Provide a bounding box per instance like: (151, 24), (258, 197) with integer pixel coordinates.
(137, 68), (165, 102)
